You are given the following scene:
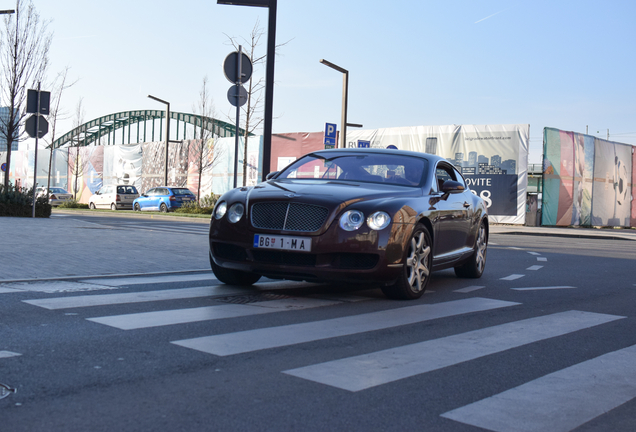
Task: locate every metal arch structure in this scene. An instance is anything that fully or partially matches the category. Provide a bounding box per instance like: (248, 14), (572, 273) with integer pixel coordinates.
(51, 110), (248, 149)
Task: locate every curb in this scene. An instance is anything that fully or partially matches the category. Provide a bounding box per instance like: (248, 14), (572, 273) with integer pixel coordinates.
(0, 268), (211, 285)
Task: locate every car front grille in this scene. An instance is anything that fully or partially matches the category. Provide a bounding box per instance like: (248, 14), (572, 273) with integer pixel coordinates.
(251, 202), (329, 232)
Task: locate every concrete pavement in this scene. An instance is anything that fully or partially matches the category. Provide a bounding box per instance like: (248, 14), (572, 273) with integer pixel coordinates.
(0, 210), (634, 283)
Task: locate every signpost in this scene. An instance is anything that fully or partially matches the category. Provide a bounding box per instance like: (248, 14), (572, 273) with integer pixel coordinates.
(324, 123), (336, 149)
(224, 46), (253, 188)
(26, 84), (50, 218)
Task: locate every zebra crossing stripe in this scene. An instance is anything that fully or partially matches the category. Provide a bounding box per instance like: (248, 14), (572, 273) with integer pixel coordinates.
(171, 298), (519, 356)
(87, 298), (343, 330)
(0, 351), (21, 359)
(282, 310), (624, 392)
(23, 286), (250, 310)
(441, 344), (636, 432)
(79, 273), (219, 287)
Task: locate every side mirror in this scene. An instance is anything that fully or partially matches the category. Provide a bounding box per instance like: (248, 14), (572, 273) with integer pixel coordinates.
(266, 171), (279, 180)
(441, 180), (465, 194)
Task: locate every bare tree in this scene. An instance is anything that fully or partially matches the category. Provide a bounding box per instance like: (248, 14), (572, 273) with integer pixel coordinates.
(190, 76), (222, 202)
(225, 20), (290, 186)
(42, 66), (78, 197)
(0, 0), (52, 188)
(66, 98), (89, 200)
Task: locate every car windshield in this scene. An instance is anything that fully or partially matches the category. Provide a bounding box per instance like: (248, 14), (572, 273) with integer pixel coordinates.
(49, 187), (67, 193)
(171, 188), (194, 195)
(117, 186), (138, 194)
(277, 153), (428, 187)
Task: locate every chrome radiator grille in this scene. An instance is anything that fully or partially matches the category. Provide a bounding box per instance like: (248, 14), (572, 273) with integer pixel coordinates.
(251, 202), (329, 232)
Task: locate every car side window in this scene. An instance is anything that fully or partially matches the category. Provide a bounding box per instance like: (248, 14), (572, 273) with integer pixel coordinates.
(147, 188), (156, 196)
(434, 164), (458, 192)
(452, 167), (466, 188)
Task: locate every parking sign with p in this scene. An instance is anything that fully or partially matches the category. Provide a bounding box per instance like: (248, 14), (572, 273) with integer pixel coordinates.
(324, 123), (337, 148)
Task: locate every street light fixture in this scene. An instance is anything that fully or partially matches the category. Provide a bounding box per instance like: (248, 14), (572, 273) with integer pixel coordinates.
(320, 59), (350, 149)
(218, 0), (276, 182)
(148, 94), (170, 185)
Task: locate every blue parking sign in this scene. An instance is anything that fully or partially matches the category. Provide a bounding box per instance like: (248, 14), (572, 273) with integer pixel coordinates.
(324, 123), (337, 148)
(357, 140), (370, 148)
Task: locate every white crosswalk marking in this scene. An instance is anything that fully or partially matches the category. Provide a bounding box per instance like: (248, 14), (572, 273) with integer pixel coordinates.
(87, 298), (343, 330)
(511, 286), (576, 291)
(23, 286), (250, 310)
(441, 344), (636, 432)
(454, 285), (485, 293)
(501, 274), (525, 280)
(0, 351), (21, 358)
(80, 273), (217, 287)
(0, 287), (19, 294)
(282, 310), (624, 392)
(171, 298), (519, 356)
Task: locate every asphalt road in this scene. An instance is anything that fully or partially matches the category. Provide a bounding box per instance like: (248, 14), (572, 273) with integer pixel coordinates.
(1, 212), (636, 431)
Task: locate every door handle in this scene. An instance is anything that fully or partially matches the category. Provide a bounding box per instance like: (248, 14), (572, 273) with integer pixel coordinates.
(463, 202), (470, 208)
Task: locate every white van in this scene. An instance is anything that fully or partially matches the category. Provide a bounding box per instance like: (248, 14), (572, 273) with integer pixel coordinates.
(88, 184), (139, 210)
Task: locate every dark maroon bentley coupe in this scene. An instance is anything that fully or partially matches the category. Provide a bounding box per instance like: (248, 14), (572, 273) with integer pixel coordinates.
(209, 148), (488, 300)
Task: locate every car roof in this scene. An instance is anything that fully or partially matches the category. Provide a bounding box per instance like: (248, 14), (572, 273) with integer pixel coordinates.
(308, 148), (445, 163)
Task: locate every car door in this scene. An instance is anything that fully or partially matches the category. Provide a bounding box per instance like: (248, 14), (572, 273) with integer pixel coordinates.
(95, 186), (109, 208)
(431, 162), (472, 257)
(147, 188), (161, 210)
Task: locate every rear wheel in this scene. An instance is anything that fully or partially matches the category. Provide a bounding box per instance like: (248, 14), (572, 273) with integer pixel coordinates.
(210, 253), (261, 285)
(381, 224), (432, 300)
(111, 203), (117, 211)
(454, 220), (488, 278)
(160, 203), (168, 213)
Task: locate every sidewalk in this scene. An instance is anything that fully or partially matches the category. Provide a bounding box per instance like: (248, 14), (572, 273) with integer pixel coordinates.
(0, 214), (210, 283)
(0, 213), (634, 284)
(490, 224), (636, 241)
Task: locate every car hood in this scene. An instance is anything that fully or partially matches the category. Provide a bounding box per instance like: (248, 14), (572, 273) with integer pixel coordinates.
(246, 179), (421, 207)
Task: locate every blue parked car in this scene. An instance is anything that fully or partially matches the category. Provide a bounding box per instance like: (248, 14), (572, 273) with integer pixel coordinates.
(133, 186), (196, 212)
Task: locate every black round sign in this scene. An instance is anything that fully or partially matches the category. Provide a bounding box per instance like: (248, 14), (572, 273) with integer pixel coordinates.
(223, 51), (253, 84)
(227, 85), (248, 107)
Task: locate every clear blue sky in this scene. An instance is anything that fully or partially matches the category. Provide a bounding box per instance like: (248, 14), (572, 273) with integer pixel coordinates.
(33, 0), (636, 163)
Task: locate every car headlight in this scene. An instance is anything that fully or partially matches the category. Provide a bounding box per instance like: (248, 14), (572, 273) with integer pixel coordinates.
(367, 211), (391, 230)
(339, 210), (364, 231)
(214, 201), (227, 220)
(228, 203), (245, 223)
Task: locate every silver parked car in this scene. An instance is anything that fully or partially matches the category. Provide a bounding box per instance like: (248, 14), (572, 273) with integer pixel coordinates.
(36, 187), (73, 207)
(89, 184), (139, 210)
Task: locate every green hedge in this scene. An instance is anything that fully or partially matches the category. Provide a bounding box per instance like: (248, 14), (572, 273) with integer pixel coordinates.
(0, 184), (52, 218)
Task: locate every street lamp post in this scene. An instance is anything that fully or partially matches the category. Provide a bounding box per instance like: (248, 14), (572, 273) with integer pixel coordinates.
(320, 59), (349, 149)
(217, 0), (276, 182)
(148, 95), (170, 185)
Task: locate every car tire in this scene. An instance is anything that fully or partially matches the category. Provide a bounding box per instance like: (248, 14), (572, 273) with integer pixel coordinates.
(381, 223), (432, 300)
(111, 203), (117, 211)
(134, 203), (141, 211)
(89, 202), (96, 210)
(160, 203), (168, 213)
(209, 252), (261, 286)
(454, 219), (488, 278)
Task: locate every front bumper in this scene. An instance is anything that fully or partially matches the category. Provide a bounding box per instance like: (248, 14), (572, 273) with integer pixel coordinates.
(209, 217), (412, 285)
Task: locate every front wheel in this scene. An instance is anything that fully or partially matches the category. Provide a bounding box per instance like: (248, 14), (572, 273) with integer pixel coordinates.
(134, 203), (141, 211)
(89, 202), (96, 210)
(454, 220), (488, 278)
(381, 224), (432, 300)
(210, 253), (261, 285)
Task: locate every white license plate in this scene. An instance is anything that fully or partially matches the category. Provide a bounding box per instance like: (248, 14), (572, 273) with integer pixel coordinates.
(254, 234), (312, 252)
